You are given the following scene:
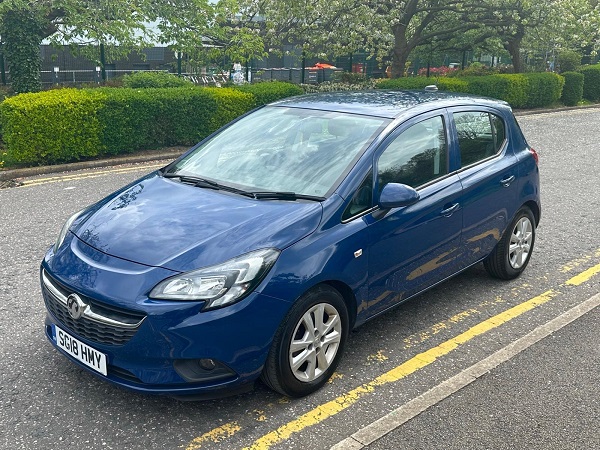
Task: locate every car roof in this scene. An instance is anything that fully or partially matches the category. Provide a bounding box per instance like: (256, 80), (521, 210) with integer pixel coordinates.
(270, 90), (511, 119)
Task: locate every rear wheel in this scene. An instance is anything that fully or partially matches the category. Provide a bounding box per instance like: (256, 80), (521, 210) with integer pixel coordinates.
(261, 285), (349, 397)
(484, 207), (535, 280)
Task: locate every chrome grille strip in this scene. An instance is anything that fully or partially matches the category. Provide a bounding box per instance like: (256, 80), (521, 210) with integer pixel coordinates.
(42, 270), (144, 330)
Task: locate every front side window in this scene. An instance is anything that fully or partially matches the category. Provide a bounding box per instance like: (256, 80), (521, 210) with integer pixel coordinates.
(454, 111), (506, 167)
(168, 107), (389, 198)
(377, 116), (448, 191)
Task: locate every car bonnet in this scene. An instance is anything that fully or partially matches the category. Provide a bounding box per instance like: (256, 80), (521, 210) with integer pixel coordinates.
(72, 173), (323, 272)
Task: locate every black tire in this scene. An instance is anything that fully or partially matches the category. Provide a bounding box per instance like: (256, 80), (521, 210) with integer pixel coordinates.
(484, 206), (536, 280)
(261, 285), (349, 397)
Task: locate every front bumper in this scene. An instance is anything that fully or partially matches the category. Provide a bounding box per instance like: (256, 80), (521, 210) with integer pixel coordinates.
(41, 236), (292, 397)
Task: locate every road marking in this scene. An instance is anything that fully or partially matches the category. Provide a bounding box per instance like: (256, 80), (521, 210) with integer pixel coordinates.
(19, 163), (164, 187)
(186, 298), (500, 448)
(254, 410), (267, 422)
(241, 290), (558, 450)
(565, 262), (600, 286)
(367, 351), (389, 362)
(184, 252), (599, 449)
(560, 248), (600, 273)
(327, 372), (344, 384)
(331, 292), (600, 449)
(185, 422), (241, 450)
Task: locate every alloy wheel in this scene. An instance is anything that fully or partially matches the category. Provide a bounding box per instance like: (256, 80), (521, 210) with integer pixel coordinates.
(288, 303), (342, 382)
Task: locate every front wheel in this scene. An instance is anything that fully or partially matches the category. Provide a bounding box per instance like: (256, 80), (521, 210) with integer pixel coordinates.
(484, 206), (536, 280)
(261, 285), (349, 397)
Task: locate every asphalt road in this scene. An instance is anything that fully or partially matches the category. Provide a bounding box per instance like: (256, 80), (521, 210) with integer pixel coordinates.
(366, 303), (600, 450)
(1, 108), (599, 450)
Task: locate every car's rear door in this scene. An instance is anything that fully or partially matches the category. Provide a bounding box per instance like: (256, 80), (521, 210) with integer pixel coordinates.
(448, 107), (520, 268)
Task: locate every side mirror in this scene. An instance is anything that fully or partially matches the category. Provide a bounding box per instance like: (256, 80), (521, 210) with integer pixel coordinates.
(378, 183), (420, 208)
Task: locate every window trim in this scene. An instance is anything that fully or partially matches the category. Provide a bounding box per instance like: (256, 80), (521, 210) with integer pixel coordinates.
(341, 205), (379, 224)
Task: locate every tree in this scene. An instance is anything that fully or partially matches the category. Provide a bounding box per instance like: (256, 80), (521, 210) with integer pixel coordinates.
(0, 0), (222, 92)
(227, 0), (369, 65)
(0, 4), (48, 92)
(0, 0), (155, 92)
(468, 0), (599, 73)
(472, 1), (560, 73)
(152, 0), (274, 72)
(346, 1), (487, 77)
(522, 0), (600, 66)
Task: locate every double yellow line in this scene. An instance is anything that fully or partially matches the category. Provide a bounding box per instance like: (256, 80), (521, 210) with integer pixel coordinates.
(186, 256), (600, 450)
(20, 163), (164, 188)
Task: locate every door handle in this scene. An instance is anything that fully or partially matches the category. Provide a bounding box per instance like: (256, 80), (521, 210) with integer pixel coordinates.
(500, 175), (515, 187)
(440, 203), (460, 217)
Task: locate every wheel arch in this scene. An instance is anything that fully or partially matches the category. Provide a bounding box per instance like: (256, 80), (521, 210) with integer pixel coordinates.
(523, 200), (541, 226)
(321, 280), (358, 329)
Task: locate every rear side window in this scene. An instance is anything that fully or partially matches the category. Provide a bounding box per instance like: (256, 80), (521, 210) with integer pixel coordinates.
(454, 112), (506, 167)
(377, 116), (448, 190)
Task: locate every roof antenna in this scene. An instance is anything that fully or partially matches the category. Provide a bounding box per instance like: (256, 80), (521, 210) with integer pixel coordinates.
(424, 85), (438, 92)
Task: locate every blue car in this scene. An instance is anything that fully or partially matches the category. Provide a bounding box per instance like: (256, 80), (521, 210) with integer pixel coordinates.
(41, 90), (540, 398)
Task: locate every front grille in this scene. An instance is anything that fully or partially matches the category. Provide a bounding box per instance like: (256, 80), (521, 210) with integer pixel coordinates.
(42, 271), (146, 346)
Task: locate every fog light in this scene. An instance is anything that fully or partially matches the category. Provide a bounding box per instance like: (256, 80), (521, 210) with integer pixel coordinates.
(199, 358), (216, 371)
(174, 358), (236, 383)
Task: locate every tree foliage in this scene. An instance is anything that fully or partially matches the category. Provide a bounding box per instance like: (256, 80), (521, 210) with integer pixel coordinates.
(0, 1), (152, 91)
(2, 0), (600, 89)
(557, 50), (582, 73)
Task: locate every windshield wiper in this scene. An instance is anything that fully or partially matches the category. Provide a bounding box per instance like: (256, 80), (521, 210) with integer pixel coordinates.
(163, 174), (324, 201)
(250, 192), (325, 201)
(163, 173), (218, 188)
(162, 173), (255, 197)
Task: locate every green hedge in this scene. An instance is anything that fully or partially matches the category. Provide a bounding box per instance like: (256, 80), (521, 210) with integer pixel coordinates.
(376, 77), (468, 92)
(234, 81), (304, 107)
(122, 71), (194, 88)
(579, 64), (600, 101)
(462, 75), (527, 106)
(0, 89), (104, 165)
(204, 87), (256, 131)
(0, 87), (255, 166)
(560, 72), (584, 106)
(521, 73), (564, 108)
(93, 87), (245, 155)
(376, 73), (563, 108)
(0, 73), (568, 167)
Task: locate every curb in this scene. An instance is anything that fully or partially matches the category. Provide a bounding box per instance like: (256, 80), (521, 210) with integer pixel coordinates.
(514, 102), (600, 116)
(330, 291), (600, 449)
(0, 148), (185, 181)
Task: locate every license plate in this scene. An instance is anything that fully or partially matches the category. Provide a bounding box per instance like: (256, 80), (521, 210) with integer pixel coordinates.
(53, 325), (107, 376)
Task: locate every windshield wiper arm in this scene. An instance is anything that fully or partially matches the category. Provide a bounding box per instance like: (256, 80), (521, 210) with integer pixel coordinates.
(250, 191), (325, 201)
(162, 173), (255, 197)
(162, 174), (323, 201)
(162, 173), (211, 184)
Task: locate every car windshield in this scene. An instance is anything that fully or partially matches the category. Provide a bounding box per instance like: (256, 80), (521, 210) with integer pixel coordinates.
(167, 106), (389, 198)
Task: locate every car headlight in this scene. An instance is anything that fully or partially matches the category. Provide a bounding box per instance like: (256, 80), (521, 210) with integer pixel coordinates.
(54, 210), (84, 253)
(149, 248), (280, 310)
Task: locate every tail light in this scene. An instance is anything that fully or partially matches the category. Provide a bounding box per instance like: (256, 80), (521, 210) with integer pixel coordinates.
(529, 147), (539, 165)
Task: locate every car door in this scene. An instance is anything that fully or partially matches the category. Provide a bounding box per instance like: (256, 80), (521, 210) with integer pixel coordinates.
(449, 108), (519, 268)
(364, 112), (464, 317)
